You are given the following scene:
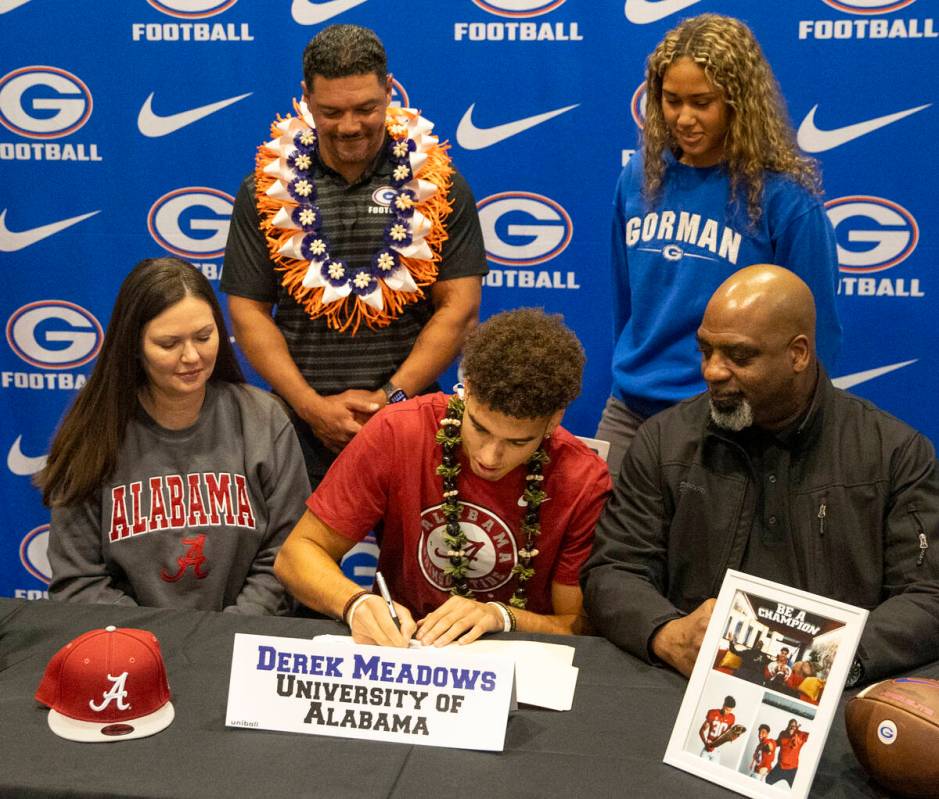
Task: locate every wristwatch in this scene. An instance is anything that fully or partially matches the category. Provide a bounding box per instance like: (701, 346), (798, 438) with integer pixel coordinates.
(382, 381), (408, 404)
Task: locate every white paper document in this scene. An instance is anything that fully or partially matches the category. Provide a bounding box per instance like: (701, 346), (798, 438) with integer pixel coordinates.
(314, 635), (579, 711)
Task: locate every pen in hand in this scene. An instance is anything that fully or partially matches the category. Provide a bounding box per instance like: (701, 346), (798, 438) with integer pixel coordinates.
(374, 571), (401, 632)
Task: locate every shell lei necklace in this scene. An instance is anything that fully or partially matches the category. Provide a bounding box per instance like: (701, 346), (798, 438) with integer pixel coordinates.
(435, 394), (549, 609)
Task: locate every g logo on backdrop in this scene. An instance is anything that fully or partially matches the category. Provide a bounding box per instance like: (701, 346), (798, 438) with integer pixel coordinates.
(826, 196), (923, 298)
(477, 192), (579, 290)
(6, 301), (103, 370)
(147, 188), (233, 279)
(0, 66), (91, 139)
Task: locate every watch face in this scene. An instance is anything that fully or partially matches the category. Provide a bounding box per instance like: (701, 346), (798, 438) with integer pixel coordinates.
(387, 389), (408, 404)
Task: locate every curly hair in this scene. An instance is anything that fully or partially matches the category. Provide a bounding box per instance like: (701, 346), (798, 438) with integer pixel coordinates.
(302, 24), (387, 87)
(642, 13), (821, 226)
(461, 308), (584, 419)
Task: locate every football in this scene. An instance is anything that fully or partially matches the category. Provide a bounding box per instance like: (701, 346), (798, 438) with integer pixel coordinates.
(845, 677), (939, 798)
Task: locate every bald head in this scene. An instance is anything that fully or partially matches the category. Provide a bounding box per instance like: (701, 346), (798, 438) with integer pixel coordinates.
(697, 265), (819, 432)
(704, 265), (816, 352)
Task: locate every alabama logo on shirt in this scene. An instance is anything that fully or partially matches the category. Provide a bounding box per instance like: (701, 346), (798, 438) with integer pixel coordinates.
(418, 501), (517, 592)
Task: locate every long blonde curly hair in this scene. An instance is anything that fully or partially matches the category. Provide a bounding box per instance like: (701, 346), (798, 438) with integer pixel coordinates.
(642, 14), (821, 226)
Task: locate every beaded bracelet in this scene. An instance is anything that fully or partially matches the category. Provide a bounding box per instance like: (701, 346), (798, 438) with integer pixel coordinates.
(341, 590), (369, 625)
(504, 602), (518, 632)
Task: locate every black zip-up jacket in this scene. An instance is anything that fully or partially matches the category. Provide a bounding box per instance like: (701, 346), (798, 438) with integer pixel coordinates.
(582, 371), (939, 683)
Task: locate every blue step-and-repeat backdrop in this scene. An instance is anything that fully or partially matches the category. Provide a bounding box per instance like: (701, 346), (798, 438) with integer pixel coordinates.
(2, 0), (936, 599)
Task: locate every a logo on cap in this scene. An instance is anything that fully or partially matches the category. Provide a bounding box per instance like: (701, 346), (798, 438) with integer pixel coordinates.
(36, 627), (175, 742)
(89, 673), (131, 712)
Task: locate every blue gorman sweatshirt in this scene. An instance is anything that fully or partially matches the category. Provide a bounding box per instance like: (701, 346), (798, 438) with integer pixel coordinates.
(610, 151), (842, 419)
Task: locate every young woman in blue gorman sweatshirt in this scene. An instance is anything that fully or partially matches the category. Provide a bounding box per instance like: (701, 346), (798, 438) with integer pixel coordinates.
(597, 14), (842, 475)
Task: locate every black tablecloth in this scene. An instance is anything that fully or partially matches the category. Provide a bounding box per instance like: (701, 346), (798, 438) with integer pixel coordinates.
(0, 598), (918, 798)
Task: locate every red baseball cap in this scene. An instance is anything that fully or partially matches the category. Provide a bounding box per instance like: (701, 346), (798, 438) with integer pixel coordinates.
(35, 625), (174, 742)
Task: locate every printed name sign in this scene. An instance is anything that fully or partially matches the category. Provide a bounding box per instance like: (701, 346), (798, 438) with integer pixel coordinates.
(225, 633), (515, 751)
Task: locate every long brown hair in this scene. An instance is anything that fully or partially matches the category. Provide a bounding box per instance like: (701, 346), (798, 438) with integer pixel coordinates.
(642, 14), (821, 225)
(37, 257), (244, 507)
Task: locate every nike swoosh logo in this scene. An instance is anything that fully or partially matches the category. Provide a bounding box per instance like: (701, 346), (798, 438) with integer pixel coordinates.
(8, 436), (47, 476)
(832, 359), (917, 391)
(797, 103), (931, 153)
(457, 103), (580, 150)
(624, 0), (702, 24)
(137, 91), (252, 138)
(0, 208), (99, 252)
(0, 0), (32, 13)
(291, 0), (368, 25)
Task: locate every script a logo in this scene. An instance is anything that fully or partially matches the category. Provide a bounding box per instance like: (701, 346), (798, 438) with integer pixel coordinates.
(473, 0), (566, 17)
(89, 672), (131, 712)
(147, 187), (233, 259)
(6, 300), (103, 369)
(0, 66), (92, 139)
(631, 82), (647, 128)
(821, 0), (916, 14)
(477, 191), (573, 266)
(825, 195), (918, 274)
(19, 524), (51, 584)
(147, 0), (238, 18)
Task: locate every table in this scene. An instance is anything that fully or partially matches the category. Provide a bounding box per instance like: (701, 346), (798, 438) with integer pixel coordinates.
(0, 598), (920, 798)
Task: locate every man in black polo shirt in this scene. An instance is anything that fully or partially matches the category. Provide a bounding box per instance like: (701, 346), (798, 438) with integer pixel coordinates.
(222, 24), (487, 486)
(582, 264), (939, 686)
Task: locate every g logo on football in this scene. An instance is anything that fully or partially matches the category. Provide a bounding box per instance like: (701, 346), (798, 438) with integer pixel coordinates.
(0, 66), (92, 139)
(477, 191), (573, 266)
(825, 195), (918, 274)
(472, 0), (566, 17)
(19, 524), (51, 584)
(821, 0), (916, 14)
(6, 301), (103, 369)
(877, 719), (898, 745)
(147, 187), (234, 259)
(146, 0), (238, 18)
